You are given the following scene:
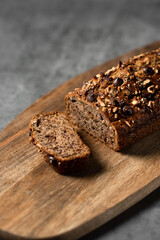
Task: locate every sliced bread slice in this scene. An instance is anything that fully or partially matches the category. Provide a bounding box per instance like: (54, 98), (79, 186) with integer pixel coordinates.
(29, 112), (90, 174)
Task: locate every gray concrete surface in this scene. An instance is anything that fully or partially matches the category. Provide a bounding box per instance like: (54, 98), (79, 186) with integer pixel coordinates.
(0, 0), (160, 239)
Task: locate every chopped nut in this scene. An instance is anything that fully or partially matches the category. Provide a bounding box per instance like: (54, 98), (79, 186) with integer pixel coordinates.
(125, 120), (131, 127)
(93, 80), (97, 85)
(98, 98), (105, 107)
(143, 79), (151, 86)
(96, 73), (100, 78)
(114, 113), (118, 119)
(113, 107), (118, 113)
(155, 69), (159, 74)
(143, 57), (150, 65)
(102, 107), (107, 112)
(96, 73), (103, 79)
(105, 69), (111, 75)
(147, 85), (155, 94)
(108, 108), (112, 113)
(148, 100), (155, 108)
(137, 53), (144, 58)
(132, 99), (138, 105)
(105, 98), (110, 104)
(136, 60), (143, 67)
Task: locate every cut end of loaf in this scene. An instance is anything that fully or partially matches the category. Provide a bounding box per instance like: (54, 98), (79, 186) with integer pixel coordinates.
(65, 96), (119, 150)
(29, 112), (90, 174)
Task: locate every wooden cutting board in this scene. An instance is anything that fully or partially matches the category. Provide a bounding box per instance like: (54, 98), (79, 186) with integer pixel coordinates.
(0, 41), (160, 240)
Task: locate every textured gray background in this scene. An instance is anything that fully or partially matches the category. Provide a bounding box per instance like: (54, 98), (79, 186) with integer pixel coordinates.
(0, 0), (160, 239)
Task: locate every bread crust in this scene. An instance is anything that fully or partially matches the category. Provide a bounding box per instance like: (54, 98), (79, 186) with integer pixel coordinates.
(29, 112), (90, 174)
(65, 48), (160, 151)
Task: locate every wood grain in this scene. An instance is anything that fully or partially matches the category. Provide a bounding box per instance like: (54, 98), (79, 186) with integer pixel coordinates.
(0, 41), (160, 240)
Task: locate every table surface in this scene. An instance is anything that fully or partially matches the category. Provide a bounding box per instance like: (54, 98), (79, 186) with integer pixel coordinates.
(0, 0), (160, 239)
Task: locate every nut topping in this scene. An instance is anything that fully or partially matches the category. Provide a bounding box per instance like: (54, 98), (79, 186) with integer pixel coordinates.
(113, 107), (118, 113)
(147, 101), (155, 108)
(132, 98), (138, 105)
(82, 48), (160, 122)
(125, 120), (131, 127)
(98, 99), (105, 107)
(147, 85), (155, 94)
(96, 72), (104, 79)
(142, 79), (151, 87)
(155, 69), (159, 74)
(114, 113), (118, 119)
(102, 107), (107, 112)
(135, 90), (138, 95)
(144, 57), (150, 65)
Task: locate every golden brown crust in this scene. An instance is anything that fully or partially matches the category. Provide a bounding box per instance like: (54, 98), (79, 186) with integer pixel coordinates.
(65, 48), (160, 151)
(29, 112), (90, 174)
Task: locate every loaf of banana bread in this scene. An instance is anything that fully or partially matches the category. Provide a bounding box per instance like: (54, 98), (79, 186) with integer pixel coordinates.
(65, 48), (160, 151)
(29, 112), (90, 174)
